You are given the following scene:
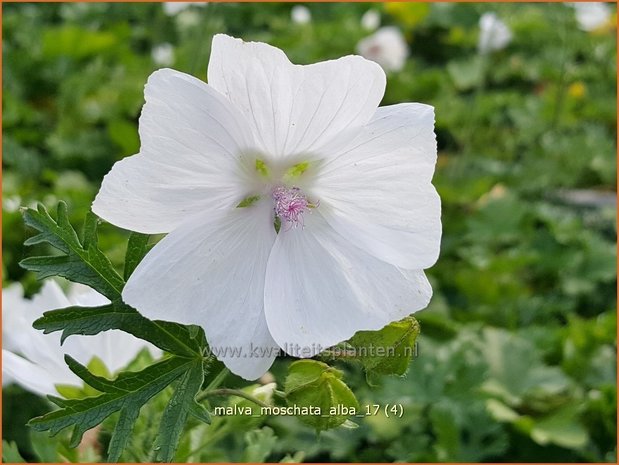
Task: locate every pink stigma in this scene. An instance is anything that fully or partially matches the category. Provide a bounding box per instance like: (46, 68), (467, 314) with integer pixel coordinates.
(272, 186), (314, 228)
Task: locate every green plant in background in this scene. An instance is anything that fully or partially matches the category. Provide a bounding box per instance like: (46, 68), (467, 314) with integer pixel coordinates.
(3, 2), (616, 463)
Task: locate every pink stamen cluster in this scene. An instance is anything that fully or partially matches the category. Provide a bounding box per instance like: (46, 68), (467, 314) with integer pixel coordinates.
(272, 186), (311, 228)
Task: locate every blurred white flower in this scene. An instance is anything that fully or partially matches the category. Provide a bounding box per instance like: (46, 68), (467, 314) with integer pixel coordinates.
(291, 5), (311, 25)
(3, 195), (21, 213)
(571, 2), (611, 31)
(93, 34), (440, 380)
(478, 12), (512, 54)
(152, 43), (175, 66)
(356, 26), (409, 72)
(361, 9), (381, 30)
(2, 281), (161, 397)
(252, 382), (276, 404)
(163, 2), (206, 16)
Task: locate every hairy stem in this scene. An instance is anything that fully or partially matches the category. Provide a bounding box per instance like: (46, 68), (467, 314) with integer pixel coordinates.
(202, 388), (271, 408)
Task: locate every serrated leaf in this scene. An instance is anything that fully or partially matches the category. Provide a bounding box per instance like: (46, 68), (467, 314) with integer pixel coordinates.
(81, 212), (99, 250)
(23, 202), (206, 357)
(284, 360), (359, 431)
(188, 400), (212, 424)
(346, 316), (420, 378)
(20, 202), (213, 459)
(32, 301), (204, 357)
(29, 356), (196, 461)
(20, 202), (124, 301)
(47, 395), (73, 408)
(155, 360), (208, 462)
(107, 407), (142, 462)
(65, 355), (124, 394)
(124, 232), (150, 280)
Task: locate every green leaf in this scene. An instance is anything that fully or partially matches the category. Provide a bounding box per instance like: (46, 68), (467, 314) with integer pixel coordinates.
(124, 232), (150, 280)
(81, 212), (99, 250)
(33, 301), (204, 357)
(429, 403), (460, 461)
(446, 55), (484, 91)
(22, 202), (205, 356)
(30, 430), (61, 463)
(28, 355), (197, 462)
(108, 119), (140, 155)
(533, 405), (588, 449)
(155, 360), (209, 462)
(342, 316), (420, 379)
(242, 427), (278, 462)
(42, 25), (118, 59)
(480, 328), (572, 411)
(284, 360), (359, 431)
(2, 440), (26, 463)
(20, 202), (124, 301)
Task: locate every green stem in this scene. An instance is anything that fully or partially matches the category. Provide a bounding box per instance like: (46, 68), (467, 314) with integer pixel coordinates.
(449, 52), (490, 180)
(201, 388), (271, 408)
(203, 367), (230, 392)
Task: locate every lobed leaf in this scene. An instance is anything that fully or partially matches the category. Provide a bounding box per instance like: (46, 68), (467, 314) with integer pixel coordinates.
(155, 360), (210, 462)
(29, 355), (198, 461)
(124, 232), (150, 280)
(22, 203), (206, 356)
(33, 301), (204, 357)
(20, 202), (124, 301)
(20, 202), (214, 461)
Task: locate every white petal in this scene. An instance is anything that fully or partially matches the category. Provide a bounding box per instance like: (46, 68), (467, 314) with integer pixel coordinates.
(3, 350), (78, 396)
(310, 103), (441, 269)
(2, 283), (30, 352)
(29, 280), (72, 311)
(3, 281), (72, 372)
(93, 68), (255, 233)
(61, 330), (162, 375)
(3, 280), (161, 395)
(67, 283), (110, 307)
(208, 34), (386, 158)
(264, 211), (432, 356)
(123, 201), (278, 380)
(93, 331), (162, 373)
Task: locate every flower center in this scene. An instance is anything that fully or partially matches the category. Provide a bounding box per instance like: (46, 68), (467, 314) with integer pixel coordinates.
(272, 186), (316, 229)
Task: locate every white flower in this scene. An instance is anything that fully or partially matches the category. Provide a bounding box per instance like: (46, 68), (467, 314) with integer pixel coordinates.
(291, 5), (311, 25)
(571, 2), (611, 31)
(93, 34), (441, 380)
(2, 281), (161, 396)
(3, 195), (21, 213)
(361, 9), (381, 31)
(163, 2), (206, 16)
(252, 382), (276, 404)
(152, 43), (175, 67)
(478, 12), (512, 54)
(356, 26), (409, 72)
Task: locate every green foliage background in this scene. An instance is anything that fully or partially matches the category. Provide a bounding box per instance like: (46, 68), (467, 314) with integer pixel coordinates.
(2, 2), (616, 463)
